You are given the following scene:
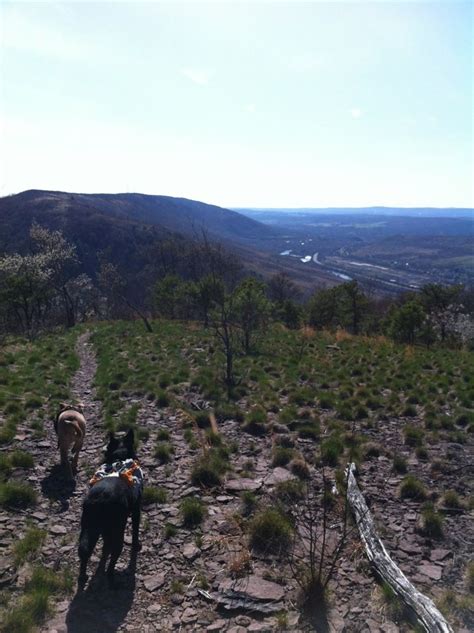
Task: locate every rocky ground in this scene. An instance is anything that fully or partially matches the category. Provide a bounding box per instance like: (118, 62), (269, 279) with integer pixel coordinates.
(1, 332), (471, 632)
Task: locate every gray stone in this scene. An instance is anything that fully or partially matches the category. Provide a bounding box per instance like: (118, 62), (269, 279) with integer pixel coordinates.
(183, 543), (200, 560)
(207, 620), (227, 632)
(430, 548), (451, 562)
(264, 467), (296, 486)
(219, 575), (285, 602)
(418, 562), (442, 580)
(225, 478), (262, 492)
(143, 572), (166, 592)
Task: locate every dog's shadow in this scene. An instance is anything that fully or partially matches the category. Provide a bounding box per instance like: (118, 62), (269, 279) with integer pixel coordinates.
(65, 551), (138, 633)
(40, 464), (76, 508)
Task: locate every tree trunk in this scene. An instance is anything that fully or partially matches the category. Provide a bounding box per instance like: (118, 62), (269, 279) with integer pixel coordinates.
(346, 463), (453, 633)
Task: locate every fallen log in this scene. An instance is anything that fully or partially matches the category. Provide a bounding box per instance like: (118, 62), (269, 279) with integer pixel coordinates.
(346, 463), (453, 633)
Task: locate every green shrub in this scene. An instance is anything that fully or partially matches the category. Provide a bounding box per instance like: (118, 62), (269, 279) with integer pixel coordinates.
(241, 491), (257, 516)
(14, 527), (46, 565)
(154, 442), (173, 464)
(191, 450), (228, 488)
(156, 428), (171, 441)
(249, 509), (293, 555)
(290, 458), (310, 479)
(195, 412), (211, 429)
(142, 486), (167, 505)
(404, 425), (423, 447)
(400, 476), (426, 500)
(272, 447), (294, 467)
(243, 408), (268, 436)
(181, 497), (206, 528)
(164, 523), (177, 539)
(27, 566), (73, 594)
(363, 443), (381, 459)
(392, 454), (408, 474)
(275, 479), (305, 505)
(320, 435), (344, 467)
(415, 446), (429, 461)
(156, 391), (170, 407)
(443, 490), (461, 509)
(0, 482), (37, 509)
(421, 504), (443, 538)
(10, 451), (34, 469)
(297, 424), (320, 440)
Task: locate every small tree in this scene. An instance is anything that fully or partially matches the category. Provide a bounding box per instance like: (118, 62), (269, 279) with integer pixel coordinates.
(268, 272), (300, 304)
(233, 277), (270, 353)
(99, 261), (153, 332)
(420, 283), (463, 342)
(29, 223), (79, 328)
(0, 223), (80, 333)
(210, 292), (239, 392)
(153, 274), (196, 320)
(194, 274), (225, 327)
(308, 286), (339, 330)
(389, 301), (425, 345)
(339, 281), (369, 335)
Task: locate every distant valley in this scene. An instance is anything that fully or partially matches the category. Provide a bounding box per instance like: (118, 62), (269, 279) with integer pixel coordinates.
(236, 208), (474, 294)
(1, 191), (472, 297)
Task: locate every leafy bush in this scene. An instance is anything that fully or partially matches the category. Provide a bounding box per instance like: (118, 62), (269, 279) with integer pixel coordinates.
(363, 443), (381, 460)
(195, 412), (211, 429)
(181, 497), (206, 528)
(142, 486), (167, 505)
(400, 476), (426, 500)
(154, 442), (173, 464)
(249, 509), (293, 555)
(0, 482), (37, 509)
(241, 491), (257, 516)
(275, 479), (305, 504)
(290, 458), (310, 479)
(14, 527), (46, 565)
(320, 435), (344, 466)
(156, 428), (170, 441)
(392, 454), (408, 474)
(421, 503), (443, 538)
(404, 425), (423, 447)
(443, 490), (461, 509)
(191, 449), (228, 488)
(272, 447), (294, 467)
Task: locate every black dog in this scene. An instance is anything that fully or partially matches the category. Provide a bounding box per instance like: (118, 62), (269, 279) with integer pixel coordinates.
(78, 429), (142, 587)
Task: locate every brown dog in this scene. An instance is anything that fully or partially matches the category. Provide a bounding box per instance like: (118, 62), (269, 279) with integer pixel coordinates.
(55, 403), (86, 479)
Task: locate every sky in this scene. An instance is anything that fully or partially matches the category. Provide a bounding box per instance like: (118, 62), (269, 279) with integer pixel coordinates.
(0, 0), (472, 208)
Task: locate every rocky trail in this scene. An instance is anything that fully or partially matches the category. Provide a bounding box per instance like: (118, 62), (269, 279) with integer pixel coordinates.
(1, 332), (471, 633)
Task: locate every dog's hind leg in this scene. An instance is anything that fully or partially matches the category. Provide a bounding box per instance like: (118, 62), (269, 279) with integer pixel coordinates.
(60, 444), (73, 480)
(105, 519), (127, 588)
(78, 527), (100, 588)
(71, 435), (83, 475)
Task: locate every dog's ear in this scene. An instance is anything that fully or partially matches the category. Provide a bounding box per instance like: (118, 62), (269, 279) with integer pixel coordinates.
(107, 432), (117, 445)
(59, 402), (69, 412)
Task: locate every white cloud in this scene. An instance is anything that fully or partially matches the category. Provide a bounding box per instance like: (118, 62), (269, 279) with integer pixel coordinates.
(350, 108), (363, 119)
(244, 104), (256, 113)
(180, 67), (213, 86)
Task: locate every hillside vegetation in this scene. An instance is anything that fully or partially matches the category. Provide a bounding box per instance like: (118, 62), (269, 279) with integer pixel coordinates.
(0, 319), (472, 632)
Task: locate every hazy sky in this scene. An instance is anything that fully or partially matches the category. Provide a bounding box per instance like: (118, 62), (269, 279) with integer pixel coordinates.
(1, 1), (472, 207)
